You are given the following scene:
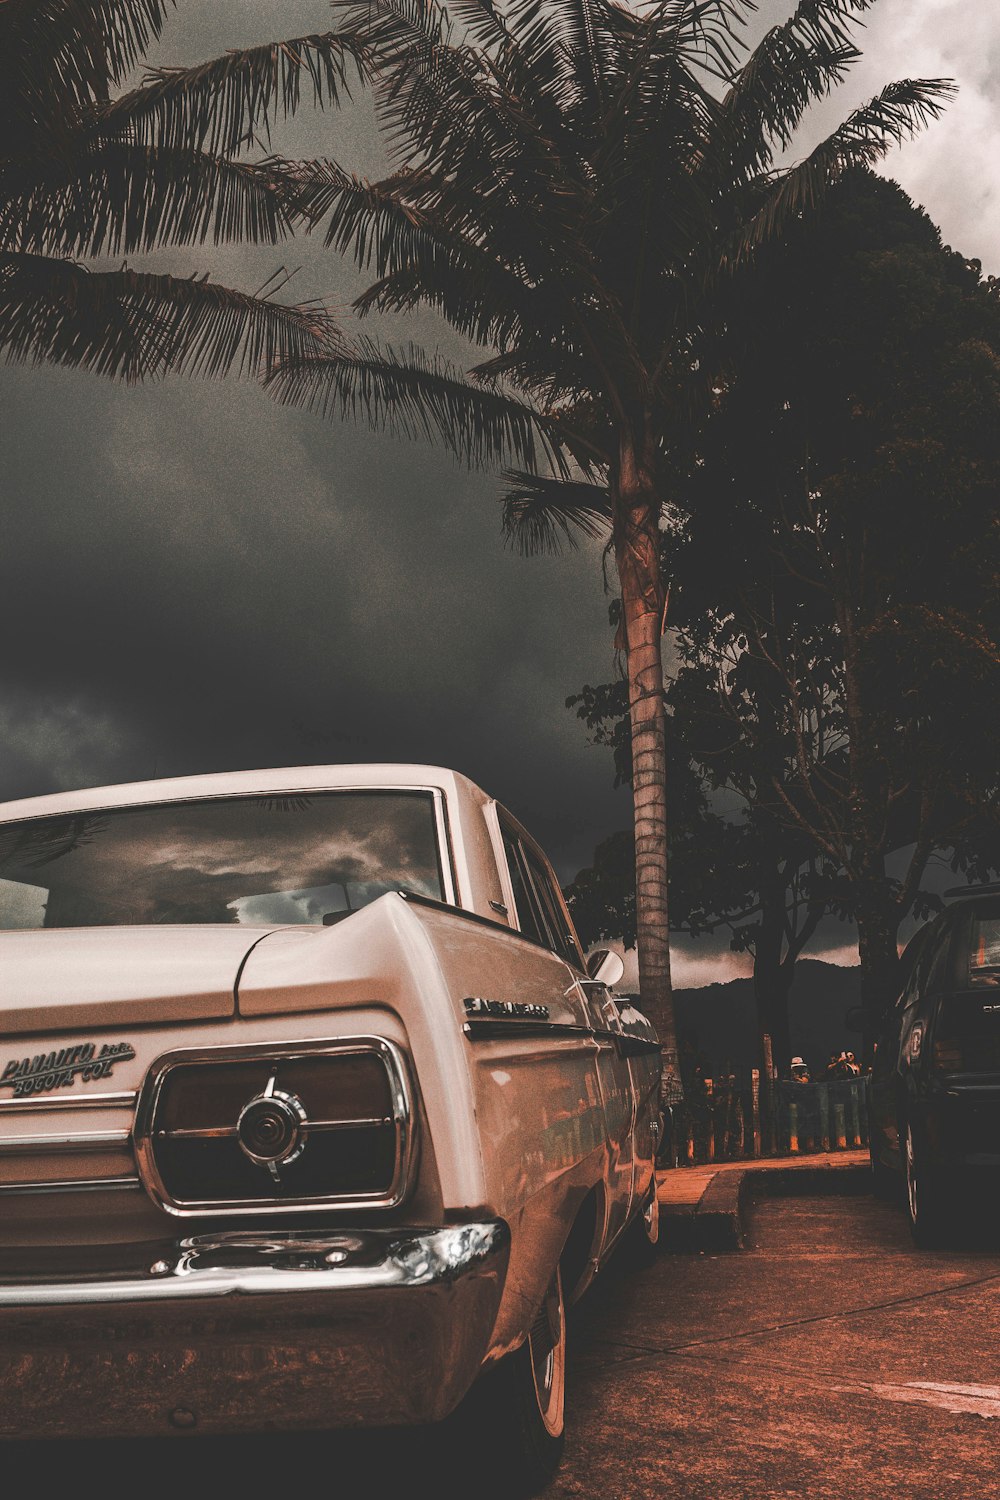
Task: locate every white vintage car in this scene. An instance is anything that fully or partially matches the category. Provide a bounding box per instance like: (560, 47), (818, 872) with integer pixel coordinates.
(0, 764), (661, 1490)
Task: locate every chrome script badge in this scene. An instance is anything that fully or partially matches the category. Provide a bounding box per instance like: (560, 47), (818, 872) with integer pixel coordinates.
(1, 1041), (136, 1097)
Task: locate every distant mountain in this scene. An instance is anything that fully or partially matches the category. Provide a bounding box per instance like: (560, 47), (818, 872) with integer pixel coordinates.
(665, 959), (863, 1074)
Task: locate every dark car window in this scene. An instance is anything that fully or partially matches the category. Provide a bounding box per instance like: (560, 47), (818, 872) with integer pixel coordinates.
(521, 842), (581, 968)
(923, 920), (958, 996)
(969, 914), (1000, 988)
(0, 792), (444, 928)
(499, 821), (549, 948)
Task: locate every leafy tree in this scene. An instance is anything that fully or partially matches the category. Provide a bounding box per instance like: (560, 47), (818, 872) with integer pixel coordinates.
(0, 1), (357, 378)
(681, 170), (1000, 1033)
(567, 171), (1000, 1060)
(565, 667), (830, 1076)
(259, 0), (949, 1073)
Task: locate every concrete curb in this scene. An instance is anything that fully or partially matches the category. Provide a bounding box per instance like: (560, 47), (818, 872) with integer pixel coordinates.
(660, 1160), (871, 1252)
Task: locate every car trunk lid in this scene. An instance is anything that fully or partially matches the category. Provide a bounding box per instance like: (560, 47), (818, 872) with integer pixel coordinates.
(0, 926), (272, 1035)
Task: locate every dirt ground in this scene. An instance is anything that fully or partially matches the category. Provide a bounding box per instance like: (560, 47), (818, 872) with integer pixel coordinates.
(6, 1189), (1000, 1498)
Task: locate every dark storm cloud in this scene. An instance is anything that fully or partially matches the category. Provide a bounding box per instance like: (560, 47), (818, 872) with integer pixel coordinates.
(1, 0), (993, 978)
(0, 359), (631, 878)
(0, 2), (644, 882)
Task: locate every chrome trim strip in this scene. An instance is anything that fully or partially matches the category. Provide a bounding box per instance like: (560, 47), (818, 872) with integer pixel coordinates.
(0, 1220), (508, 1308)
(431, 786), (459, 908)
(0, 1175), (140, 1196)
(134, 1036), (417, 1219)
(155, 1116), (392, 1141)
(0, 1091), (136, 1115)
(462, 1017), (661, 1058)
(0, 1130), (131, 1155)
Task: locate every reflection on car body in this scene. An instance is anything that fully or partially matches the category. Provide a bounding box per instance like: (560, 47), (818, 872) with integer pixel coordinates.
(0, 763), (661, 1493)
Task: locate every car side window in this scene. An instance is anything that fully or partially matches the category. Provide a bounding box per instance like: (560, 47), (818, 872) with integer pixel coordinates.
(499, 822), (550, 948)
(521, 842), (581, 968)
(897, 923), (940, 1014)
(923, 919), (957, 996)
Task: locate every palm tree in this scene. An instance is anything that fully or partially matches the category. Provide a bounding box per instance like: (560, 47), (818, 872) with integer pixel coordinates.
(258, 0), (951, 1080)
(0, 0), (362, 378)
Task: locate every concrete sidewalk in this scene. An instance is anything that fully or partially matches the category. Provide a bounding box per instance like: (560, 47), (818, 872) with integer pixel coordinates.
(657, 1150), (870, 1250)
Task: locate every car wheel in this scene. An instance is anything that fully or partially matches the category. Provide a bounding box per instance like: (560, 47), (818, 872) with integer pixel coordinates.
(904, 1120), (950, 1248)
(622, 1176), (661, 1265)
(458, 1267), (566, 1496)
(640, 1179), (661, 1247)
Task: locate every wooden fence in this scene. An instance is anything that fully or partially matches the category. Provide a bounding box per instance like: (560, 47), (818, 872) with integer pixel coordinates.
(658, 1062), (869, 1168)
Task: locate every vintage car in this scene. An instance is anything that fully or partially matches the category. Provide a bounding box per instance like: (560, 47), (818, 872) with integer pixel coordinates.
(0, 763), (661, 1491)
(868, 887), (1000, 1246)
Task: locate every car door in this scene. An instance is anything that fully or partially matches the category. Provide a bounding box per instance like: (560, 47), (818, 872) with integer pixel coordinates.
(496, 813), (634, 1244)
(871, 919), (948, 1160)
(576, 975), (636, 1245)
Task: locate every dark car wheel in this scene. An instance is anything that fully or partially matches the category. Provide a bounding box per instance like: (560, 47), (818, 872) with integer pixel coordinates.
(457, 1267), (566, 1496)
(640, 1179), (661, 1247)
(904, 1120), (952, 1248)
(621, 1176), (661, 1266)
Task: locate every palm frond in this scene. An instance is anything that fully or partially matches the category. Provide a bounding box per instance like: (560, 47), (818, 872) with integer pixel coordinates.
(265, 337), (544, 467)
(713, 0), (874, 179)
(501, 470), (612, 554)
(95, 33), (367, 157)
(0, 0), (169, 102)
(333, 0), (574, 204)
(1, 146), (293, 257)
(281, 157), (553, 348)
(0, 252), (343, 381)
(735, 77), (956, 256)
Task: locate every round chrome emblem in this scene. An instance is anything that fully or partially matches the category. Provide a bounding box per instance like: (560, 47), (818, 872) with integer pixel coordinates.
(236, 1088), (308, 1171)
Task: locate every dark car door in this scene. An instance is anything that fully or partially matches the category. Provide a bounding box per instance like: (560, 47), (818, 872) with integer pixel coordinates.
(870, 923), (940, 1164)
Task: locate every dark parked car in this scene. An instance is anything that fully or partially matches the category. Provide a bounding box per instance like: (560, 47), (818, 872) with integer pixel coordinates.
(868, 890), (1000, 1246)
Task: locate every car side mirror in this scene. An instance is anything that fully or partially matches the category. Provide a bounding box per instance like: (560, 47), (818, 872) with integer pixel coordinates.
(844, 1005), (866, 1033)
(586, 949), (625, 987)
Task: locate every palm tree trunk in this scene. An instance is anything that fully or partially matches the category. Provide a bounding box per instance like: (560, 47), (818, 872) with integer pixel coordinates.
(613, 433), (679, 1098)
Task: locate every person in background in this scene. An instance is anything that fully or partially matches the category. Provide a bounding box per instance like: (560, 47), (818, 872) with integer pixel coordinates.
(790, 1056), (811, 1084)
(823, 1052), (841, 1080)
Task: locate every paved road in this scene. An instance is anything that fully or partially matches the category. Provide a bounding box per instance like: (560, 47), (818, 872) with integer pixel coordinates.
(8, 1191), (1000, 1497)
(554, 1190), (1000, 1498)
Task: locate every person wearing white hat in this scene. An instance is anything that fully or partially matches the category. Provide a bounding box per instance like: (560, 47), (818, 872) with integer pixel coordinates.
(790, 1057), (811, 1083)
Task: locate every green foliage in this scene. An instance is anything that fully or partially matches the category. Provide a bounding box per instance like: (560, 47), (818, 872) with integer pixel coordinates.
(268, 0), (951, 495)
(568, 172), (1000, 1012)
(0, 6), (351, 379)
(684, 169), (1000, 914)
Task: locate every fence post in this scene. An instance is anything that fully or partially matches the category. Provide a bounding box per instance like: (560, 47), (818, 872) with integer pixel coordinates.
(834, 1095), (847, 1150)
(818, 1083), (831, 1152)
(787, 1095), (799, 1154)
(751, 1068), (761, 1158)
(704, 1077), (715, 1162)
(761, 1034), (777, 1156)
(848, 1081), (862, 1148)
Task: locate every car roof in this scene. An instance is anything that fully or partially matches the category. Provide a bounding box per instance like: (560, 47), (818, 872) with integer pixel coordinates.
(0, 763), (490, 824)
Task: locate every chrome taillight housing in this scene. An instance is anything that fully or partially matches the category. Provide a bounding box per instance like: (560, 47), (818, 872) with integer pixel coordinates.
(134, 1037), (415, 1217)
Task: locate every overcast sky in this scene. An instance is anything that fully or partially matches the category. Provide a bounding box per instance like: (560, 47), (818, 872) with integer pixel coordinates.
(1, 0), (996, 984)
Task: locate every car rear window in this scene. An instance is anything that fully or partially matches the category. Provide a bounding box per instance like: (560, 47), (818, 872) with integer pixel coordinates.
(969, 915), (1000, 987)
(0, 791), (444, 928)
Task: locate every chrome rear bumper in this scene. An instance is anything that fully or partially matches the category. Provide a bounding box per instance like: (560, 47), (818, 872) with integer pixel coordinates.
(0, 1220), (510, 1439)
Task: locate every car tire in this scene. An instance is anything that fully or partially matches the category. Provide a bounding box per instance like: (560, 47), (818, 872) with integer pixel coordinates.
(457, 1267), (566, 1496)
(639, 1178), (661, 1247)
(621, 1176), (661, 1265)
(904, 1120), (951, 1248)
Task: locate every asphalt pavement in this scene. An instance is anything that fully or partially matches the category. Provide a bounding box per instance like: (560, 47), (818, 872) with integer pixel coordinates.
(5, 1189), (1000, 1498)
